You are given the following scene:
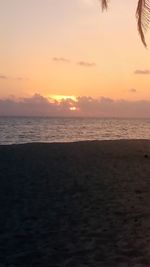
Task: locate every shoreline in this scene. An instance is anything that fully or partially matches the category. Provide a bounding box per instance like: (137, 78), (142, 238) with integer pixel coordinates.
(0, 138), (150, 145)
(0, 140), (150, 266)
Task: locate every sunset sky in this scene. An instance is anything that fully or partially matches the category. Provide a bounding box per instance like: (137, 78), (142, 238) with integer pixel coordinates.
(0, 0), (150, 116)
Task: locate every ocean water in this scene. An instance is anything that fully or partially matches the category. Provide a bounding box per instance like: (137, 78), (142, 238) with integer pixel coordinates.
(0, 117), (150, 144)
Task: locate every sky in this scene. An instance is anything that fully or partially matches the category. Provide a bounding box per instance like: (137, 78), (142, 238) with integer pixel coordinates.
(0, 0), (150, 117)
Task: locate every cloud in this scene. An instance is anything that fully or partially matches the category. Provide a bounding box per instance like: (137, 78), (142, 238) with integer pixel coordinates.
(0, 74), (28, 81)
(134, 69), (150, 75)
(16, 77), (24, 81)
(76, 97), (150, 117)
(77, 61), (96, 67)
(52, 58), (97, 67)
(1, 94), (150, 117)
(53, 57), (70, 63)
(0, 74), (8, 79)
(129, 88), (137, 93)
(15, 77), (30, 81)
(0, 94), (76, 117)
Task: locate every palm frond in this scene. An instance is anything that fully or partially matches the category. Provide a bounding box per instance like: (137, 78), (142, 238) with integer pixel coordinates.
(100, 0), (108, 11)
(99, 0), (150, 47)
(136, 0), (150, 47)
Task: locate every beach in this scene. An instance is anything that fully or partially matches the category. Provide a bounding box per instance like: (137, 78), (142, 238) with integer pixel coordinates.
(0, 140), (150, 266)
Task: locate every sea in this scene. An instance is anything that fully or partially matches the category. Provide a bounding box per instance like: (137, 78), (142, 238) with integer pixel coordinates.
(0, 117), (150, 144)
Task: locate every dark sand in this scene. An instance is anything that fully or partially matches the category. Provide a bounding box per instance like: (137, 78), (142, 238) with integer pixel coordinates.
(0, 140), (150, 266)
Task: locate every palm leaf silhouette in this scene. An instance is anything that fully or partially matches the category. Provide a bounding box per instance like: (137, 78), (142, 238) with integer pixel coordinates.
(100, 0), (108, 10)
(100, 0), (150, 47)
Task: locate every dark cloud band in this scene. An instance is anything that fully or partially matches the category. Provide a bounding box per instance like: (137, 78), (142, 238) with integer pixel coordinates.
(0, 94), (150, 117)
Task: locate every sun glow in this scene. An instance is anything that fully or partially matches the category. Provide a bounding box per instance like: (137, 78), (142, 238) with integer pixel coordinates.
(69, 106), (77, 111)
(49, 95), (77, 102)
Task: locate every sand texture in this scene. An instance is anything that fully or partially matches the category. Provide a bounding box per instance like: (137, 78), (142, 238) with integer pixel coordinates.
(0, 140), (150, 266)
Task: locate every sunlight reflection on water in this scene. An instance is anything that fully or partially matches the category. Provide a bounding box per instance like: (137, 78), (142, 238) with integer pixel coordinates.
(0, 117), (150, 144)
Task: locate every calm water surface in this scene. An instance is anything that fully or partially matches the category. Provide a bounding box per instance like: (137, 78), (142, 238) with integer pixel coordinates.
(0, 117), (150, 144)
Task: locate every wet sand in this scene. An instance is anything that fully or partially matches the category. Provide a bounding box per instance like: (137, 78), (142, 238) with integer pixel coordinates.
(0, 140), (150, 266)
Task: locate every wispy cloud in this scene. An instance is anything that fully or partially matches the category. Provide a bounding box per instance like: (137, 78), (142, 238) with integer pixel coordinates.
(77, 61), (96, 67)
(15, 77), (29, 81)
(16, 77), (23, 81)
(129, 88), (137, 93)
(134, 69), (150, 75)
(0, 74), (28, 81)
(52, 58), (97, 67)
(0, 74), (8, 79)
(0, 74), (30, 82)
(53, 57), (70, 63)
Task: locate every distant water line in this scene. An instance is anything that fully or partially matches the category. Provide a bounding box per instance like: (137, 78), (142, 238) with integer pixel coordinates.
(0, 117), (150, 144)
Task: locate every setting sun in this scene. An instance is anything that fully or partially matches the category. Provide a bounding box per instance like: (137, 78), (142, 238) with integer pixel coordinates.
(69, 106), (77, 111)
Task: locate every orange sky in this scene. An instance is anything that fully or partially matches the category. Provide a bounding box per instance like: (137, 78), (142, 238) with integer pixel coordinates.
(0, 0), (150, 107)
